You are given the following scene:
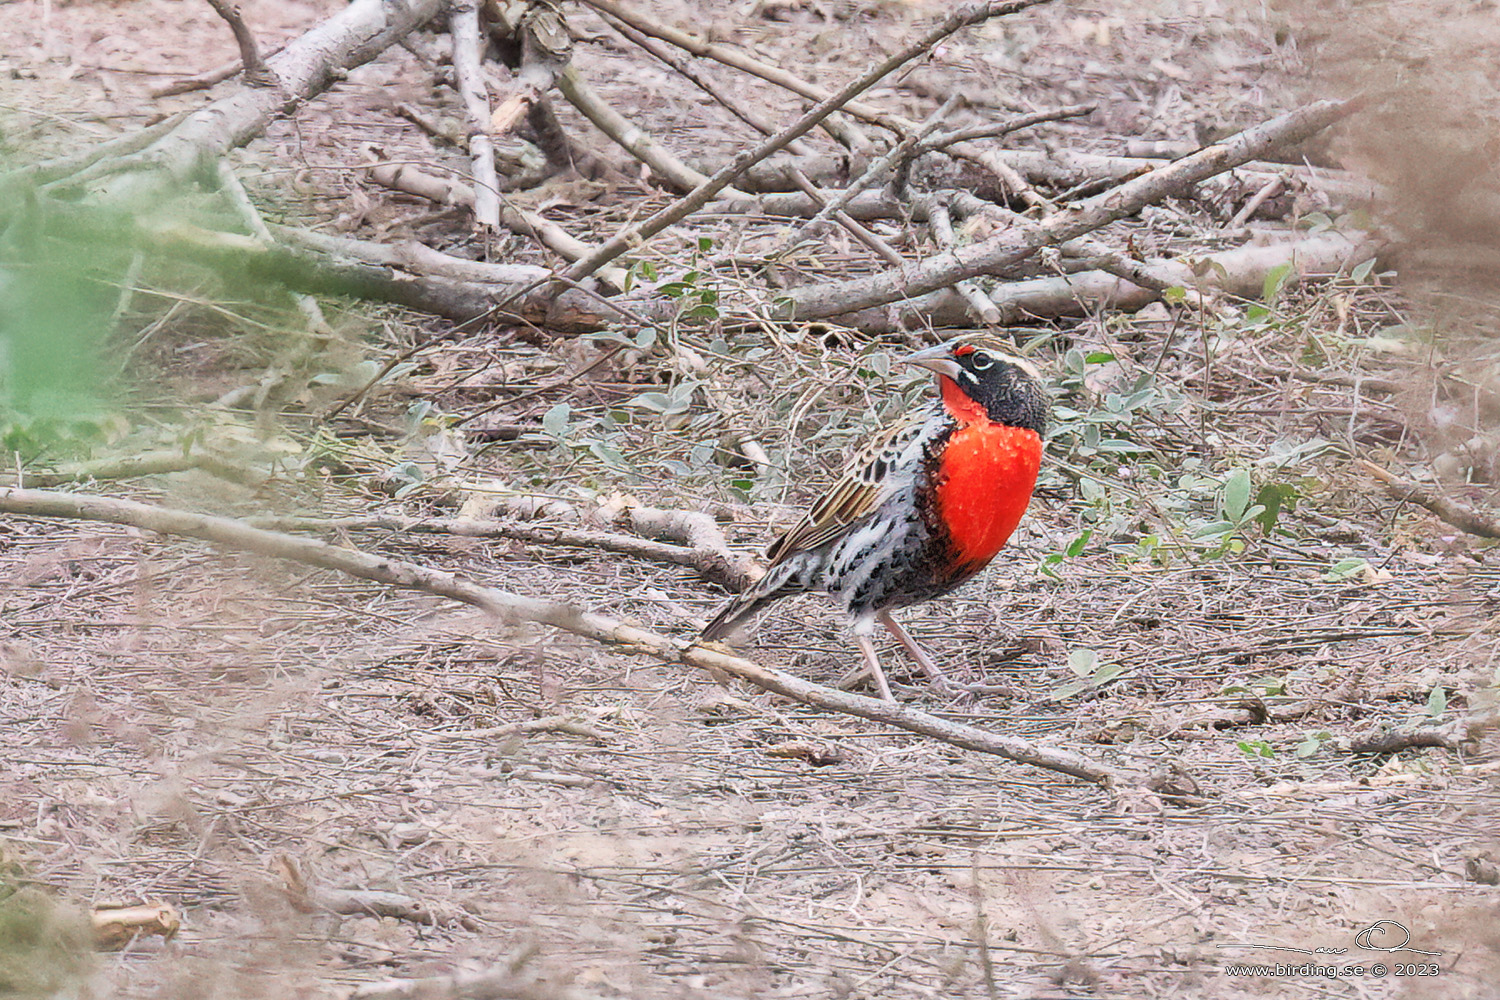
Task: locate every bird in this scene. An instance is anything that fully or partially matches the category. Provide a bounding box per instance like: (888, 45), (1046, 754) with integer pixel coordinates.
(700, 336), (1049, 701)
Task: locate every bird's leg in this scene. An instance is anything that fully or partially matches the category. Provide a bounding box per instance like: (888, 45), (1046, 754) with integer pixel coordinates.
(877, 611), (955, 691)
(854, 634), (896, 702)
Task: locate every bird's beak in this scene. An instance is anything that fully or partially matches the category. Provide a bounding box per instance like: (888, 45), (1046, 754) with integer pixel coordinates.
(899, 342), (963, 381)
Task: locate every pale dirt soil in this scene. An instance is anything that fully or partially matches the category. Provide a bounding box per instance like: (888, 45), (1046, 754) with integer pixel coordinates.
(1, 1), (1498, 998)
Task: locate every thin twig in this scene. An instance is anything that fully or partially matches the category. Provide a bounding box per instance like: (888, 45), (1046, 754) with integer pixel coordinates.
(563, 0), (1054, 283)
(921, 193), (1001, 325)
(914, 103), (1097, 153)
(599, 10), (813, 155)
(787, 169), (905, 266)
(203, 0), (279, 87)
(217, 160), (331, 333)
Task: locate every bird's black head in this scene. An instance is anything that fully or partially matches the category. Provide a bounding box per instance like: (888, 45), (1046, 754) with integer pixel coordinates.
(902, 338), (1049, 435)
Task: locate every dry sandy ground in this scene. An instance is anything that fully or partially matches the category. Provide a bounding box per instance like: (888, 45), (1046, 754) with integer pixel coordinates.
(2, 1), (1498, 998)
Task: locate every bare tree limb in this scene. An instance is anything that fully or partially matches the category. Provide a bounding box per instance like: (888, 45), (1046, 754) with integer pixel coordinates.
(781, 98), (1355, 320)
(0, 486), (1129, 787)
(361, 158), (629, 289)
(920, 193), (1001, 325)
(216, 160), (331, 333)
(1359, 459), (1500, 538)
(913, 103), (1098, 153)
(787, 169), (905, 266)
(148, 43), (288, 98)
(563, 0), (1054, 283)
(488, 3), (573, 135)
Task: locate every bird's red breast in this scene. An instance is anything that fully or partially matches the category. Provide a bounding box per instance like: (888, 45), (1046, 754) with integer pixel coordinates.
(934, 376), (1043, 573)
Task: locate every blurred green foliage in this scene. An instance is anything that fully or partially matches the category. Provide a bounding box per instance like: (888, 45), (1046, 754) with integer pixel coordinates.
(0, 192), (125, 459)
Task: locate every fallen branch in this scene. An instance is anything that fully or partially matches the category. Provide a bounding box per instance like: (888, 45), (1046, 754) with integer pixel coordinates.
(564, 0), (1053, 283)
(487, 2), (573, 135)
(243, 510), (759, 591)
(218, 160), (331, 335)
(790, 94), (961, 244)
(787, 168), (905, 265)
(1358, 459), (1500, 538)
(275, 856), (480, 931)
(836, 231), (1372, 330)
(0, 486), (1128, 787)
(449, 0), (502, 228)
(781, 98), (1355, 320)
(148, 42), (288, 98)
(556, 65), (736, 194)
(0, 451), (268, 489)
(575, 0), (900, 141)
(575, 0), (870, 149)
(920, 193), (1001, 325)
(362, 159), (629, 288)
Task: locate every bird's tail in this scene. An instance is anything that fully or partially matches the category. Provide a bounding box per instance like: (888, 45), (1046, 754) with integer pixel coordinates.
(699, 561), (806, 642)
(699, 592), (776, 642)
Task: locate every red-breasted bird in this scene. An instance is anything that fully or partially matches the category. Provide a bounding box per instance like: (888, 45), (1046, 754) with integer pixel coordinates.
(700, 337), (1049, 700)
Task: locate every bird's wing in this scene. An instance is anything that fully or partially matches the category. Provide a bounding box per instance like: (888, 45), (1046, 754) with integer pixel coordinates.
(764, 411), (933, 565)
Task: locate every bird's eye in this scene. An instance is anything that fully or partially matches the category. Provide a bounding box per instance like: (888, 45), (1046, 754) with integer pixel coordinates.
(969, 351), (993, 370)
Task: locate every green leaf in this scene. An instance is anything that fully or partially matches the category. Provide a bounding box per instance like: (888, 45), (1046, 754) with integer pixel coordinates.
(1425, 685), (1447, 718)
(1262, 262), (1293, 303)
(635, 327), (658, 349)
(1223, 468), (1252, 522)
(1065, 529), (1092, 557)
(1324, 557), (1369, 583)
(1254, 482), (1299, 531)
(1067, 648), (1098, 677)
(1162, 286), (1187, 304)
(1091, 662), (1125, 686)
(1295, 732), (1330, 758)
(1350, 257), (1376, 283)
(541, 402), (570, 438)
(626, 391), (674, 413)
(1048, 678), (1091, 700)
(697, 236), (714, 252)
(1300, 211), (1333, 234)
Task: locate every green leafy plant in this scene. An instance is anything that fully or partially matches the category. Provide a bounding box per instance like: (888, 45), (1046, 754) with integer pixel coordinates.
(1049, 647), (1125, 700)
(1237, 739), (1276, 759)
